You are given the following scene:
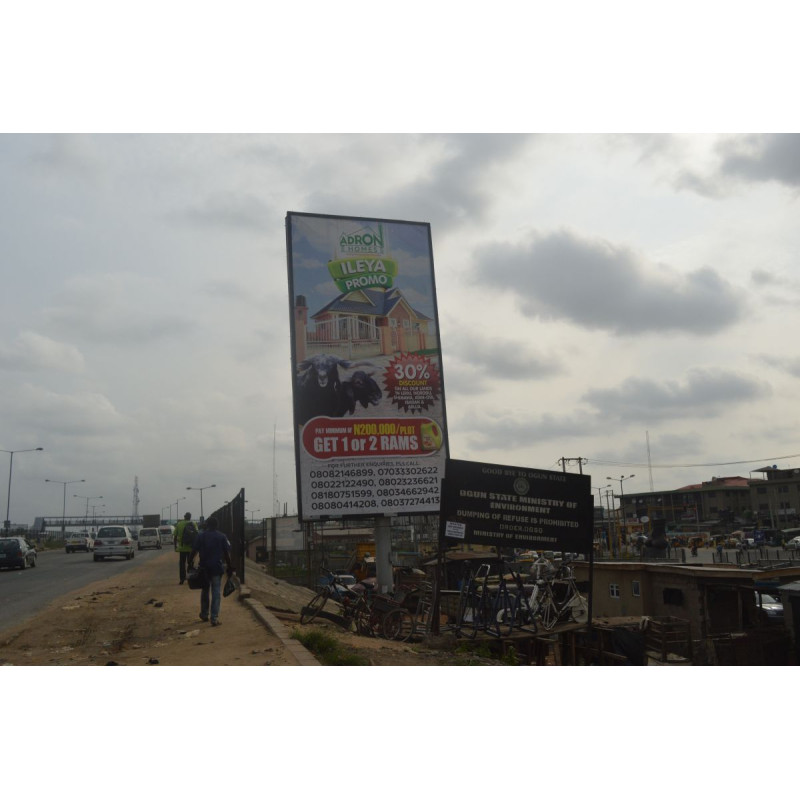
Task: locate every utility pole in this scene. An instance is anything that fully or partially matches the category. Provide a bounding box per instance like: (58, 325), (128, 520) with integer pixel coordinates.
(607, 474), (635, 547)
(559, 457), (586, 474)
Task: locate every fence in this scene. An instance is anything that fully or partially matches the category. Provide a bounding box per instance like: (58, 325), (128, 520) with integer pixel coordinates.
(307, 317), (381, 359)
(207, 489), (246, 582)
(712, 547), (800, 566)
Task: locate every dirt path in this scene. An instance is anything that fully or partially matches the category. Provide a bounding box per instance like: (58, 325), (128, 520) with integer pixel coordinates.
(0, 551), (293, 666)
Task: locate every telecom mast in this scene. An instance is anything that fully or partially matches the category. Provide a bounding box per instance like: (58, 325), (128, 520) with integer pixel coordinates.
(132, 475), (140, 519)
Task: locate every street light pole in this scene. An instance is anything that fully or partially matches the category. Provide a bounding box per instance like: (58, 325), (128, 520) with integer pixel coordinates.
(186, 484), (215, 520)
(74, 494), (102, 529)
(607, 474), (635, 548)
(2, 447), (44, 534)
(46, 478), (86, 536)
(174, 496), (186, 523)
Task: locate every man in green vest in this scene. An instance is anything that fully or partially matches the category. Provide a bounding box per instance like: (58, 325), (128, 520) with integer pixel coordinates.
(174, 511), (198, 584)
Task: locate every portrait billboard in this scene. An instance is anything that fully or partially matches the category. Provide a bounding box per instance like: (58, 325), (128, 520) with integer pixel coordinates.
(439, 458), (593, 554)
(286, 212), (449, 522)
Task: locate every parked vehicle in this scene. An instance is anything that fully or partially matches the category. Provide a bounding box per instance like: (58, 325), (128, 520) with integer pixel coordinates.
(330, 573), (357, 598)
(158, 525), (175, 546)
(66, 531), (94, 553)
(137, 527), (162, 550)
(93, 526), (135, 561)
(755, 591), (783, 623)
(786, 536), (800, 550)
(0, 536), (37, 569)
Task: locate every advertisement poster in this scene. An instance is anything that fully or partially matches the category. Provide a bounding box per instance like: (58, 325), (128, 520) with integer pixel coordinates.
(286, 212), (449, 521)
(439, 459), (593, 554)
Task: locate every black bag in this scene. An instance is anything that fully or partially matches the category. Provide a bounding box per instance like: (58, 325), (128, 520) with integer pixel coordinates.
(182, 521), (198, 549)
(223, 572), (239, 597)
(187, 566), (208, 590)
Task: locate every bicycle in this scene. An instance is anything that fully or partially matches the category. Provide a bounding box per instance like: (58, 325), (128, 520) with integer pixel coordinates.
(455, 563), (493, 639)
(300, 567), (360, 625)
(494, 561), (539, 635)
(534, 559), (589, 630)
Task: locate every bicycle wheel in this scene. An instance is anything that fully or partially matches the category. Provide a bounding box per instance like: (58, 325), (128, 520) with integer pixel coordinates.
(568, 593), (589, 624)
(356, 608), (382, 637)
(300, 591), (327, 624)
(382, 608), (414, 641)
(493, 587), (514, 636)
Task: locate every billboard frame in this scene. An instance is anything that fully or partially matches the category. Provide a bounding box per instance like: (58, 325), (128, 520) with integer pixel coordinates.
(286, 211), (450, 523)
(438, 458), (594, 554)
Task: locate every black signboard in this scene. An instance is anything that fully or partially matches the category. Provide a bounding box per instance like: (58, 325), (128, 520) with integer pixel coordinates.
(439, 458), (593, 554)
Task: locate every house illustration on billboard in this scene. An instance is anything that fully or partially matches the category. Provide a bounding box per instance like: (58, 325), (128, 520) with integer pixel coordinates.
(294, 287), (432, 362)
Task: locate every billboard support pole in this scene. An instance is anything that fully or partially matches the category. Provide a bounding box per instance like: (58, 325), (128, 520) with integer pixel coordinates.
(375, 516), (393, 593)
(270, 516), (277, 575)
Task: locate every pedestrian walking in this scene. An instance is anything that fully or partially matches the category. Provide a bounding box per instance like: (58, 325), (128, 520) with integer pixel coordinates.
(188, 515), (232, 626)
(174, 512), (198, 585)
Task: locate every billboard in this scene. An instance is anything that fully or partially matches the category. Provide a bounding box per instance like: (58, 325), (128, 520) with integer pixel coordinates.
(439, 459), (593, 553)
(286, 212), (448, 522)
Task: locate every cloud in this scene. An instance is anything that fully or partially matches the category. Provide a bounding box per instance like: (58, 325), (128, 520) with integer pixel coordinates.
(758, 354), (800, 379)
(582, 369), (768, 422)
(175, 191), (273, 233)
(385, 134), (534, 231)
(4, 384), (128, 437)
(27, 134), (101, 180)
(453, 368), (767, 455)
(458, 407), (603, 452)
(0, 331), (85, 373)
(442, 331), (563, 396)
(717, 134), (800, 188)
(670, 134), (800, 197)
(44, 272), (196, 345)
(471, 229), (747, 335)
(302, 134), (535, 233)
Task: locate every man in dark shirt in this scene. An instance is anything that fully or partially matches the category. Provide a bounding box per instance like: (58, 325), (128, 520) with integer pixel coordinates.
(188, 515), (232, 626)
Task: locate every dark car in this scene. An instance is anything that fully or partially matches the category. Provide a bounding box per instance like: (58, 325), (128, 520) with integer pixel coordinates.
(0, 536), (37, 570)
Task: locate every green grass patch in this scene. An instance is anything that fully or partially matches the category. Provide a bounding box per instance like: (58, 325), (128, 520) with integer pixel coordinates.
(291, 628), (370, 666)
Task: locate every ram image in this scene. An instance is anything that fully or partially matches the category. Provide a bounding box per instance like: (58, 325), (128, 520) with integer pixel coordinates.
(340, 370), (382, 415)
(295, 355), (377, 424)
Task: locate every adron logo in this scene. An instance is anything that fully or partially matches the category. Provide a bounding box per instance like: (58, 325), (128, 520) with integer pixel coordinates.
(339, 224), (384, 254)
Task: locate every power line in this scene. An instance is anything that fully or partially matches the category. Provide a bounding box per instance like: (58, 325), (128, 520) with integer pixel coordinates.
(586, 453), (800, 470)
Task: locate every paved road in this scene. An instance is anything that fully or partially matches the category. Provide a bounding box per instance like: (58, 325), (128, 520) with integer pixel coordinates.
(0, 545), (167, 634)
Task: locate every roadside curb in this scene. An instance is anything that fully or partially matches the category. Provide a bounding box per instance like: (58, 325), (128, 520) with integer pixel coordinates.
(239, 586), (321, 666)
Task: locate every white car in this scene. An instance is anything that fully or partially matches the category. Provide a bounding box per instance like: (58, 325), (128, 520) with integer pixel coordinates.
(137, 527), (162, 550)
(785, 536), (800, 550)
(93, 525), (135, 561)
(65, 531), (94, 553)
(158, 525), (175, 546)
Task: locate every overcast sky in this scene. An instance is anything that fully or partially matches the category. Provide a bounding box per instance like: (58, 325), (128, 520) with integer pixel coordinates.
(2, 132), (800, 527)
